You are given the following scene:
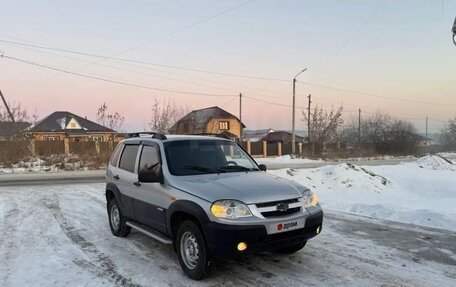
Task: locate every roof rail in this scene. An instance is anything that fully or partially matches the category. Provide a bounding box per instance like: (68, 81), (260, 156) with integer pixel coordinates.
(128, 132), (167, 140)
(195, 133), (233, 140)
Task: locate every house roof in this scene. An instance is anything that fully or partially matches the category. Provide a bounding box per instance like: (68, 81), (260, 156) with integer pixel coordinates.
(28, 111), (114, 133)
(261, 131), (306, 143)
(0, 121), (30, 137)
(172, 106), (246, 131)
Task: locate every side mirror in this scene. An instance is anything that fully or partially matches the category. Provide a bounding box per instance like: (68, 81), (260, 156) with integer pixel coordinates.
(258, 164), (267, 172)
(138, 164), (164, 184)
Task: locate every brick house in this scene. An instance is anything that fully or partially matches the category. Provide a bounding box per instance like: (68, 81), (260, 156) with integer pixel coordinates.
(28, 111), (117, 142)
(170, 106), (245, 138)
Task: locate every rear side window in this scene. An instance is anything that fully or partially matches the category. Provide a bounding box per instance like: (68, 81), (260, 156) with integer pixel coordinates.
(139, 145), (160, 172)
(109, 143), (124, 166)
(119, 145), (139, 173)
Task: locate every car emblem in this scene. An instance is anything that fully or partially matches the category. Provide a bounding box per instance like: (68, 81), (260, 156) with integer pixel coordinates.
(277, 203), (289, 212)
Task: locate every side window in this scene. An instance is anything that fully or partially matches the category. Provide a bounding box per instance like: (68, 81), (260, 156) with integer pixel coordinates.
(109, 143), (124, 166)
(119, 145), (139, 173)
(139, 145), (160, 172)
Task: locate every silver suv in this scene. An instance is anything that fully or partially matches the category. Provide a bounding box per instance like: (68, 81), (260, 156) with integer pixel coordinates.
(106, 133), (323, 280)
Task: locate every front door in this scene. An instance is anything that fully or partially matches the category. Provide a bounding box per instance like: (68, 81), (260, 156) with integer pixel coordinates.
(133, 144), (168, 234)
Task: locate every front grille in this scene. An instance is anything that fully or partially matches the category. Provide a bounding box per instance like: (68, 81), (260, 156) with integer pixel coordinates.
(256, 198), (299, 208)
(255, 198), (301, 218)
(261, 207), (301, 218)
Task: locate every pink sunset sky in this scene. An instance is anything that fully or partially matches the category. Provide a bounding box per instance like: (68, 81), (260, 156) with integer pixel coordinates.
(1, 0), (455, 133)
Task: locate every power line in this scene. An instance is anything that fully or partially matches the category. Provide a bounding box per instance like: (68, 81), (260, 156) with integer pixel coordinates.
(0, 54), (235, 98)
(297, 80), (456, 107)
(4, 37), (455, 108)
(92, 0), (255, 63)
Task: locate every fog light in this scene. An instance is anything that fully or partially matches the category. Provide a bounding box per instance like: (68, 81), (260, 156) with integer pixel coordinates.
(237, 242), (247, 251)
(316, 226), (321, 234)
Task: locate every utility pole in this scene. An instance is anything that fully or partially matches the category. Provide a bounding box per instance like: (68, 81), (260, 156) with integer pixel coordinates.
(307, 94), (312, 150)
(425, 116), (428, 145)
(0, 90), (15, 122)
(358, 109), (361, 151)
(239, 93), (243, 140)
(292, 68), (307, 154)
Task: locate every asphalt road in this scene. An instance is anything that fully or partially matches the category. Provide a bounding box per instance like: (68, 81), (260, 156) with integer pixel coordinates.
(1, 183), (454, 286)
(0, 158), (419, 186)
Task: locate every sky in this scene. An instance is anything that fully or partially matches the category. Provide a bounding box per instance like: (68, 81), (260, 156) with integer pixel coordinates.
(0, 0), (455, 133)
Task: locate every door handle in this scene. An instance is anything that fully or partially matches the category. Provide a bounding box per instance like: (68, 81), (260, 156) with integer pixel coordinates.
(113, 175), (120, 180)
(133, 181), (141, 187)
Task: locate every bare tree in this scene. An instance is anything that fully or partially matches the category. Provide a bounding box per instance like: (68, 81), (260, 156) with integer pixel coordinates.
(302, 105), (344, 153)
(344, 111), (418, 155)
(96, 103), (125, 132)
(149, 98), (188, 133)
(440, 116), (456, 150)
(0, 102), (38, 124)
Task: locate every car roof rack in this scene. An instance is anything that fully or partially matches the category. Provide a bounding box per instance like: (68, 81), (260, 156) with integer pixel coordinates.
(128, 132), (167, 140)
(195, 133), (232, 140)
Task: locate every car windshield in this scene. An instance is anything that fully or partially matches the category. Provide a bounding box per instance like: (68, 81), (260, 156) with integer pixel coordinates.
(164, 139), (259, 176)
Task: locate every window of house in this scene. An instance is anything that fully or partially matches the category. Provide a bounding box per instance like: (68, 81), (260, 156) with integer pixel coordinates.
(119, 145), (139, 173)
(109, 143), (124, 166)
(139, 145), (160, 172)
(70, 123), (76, 128)
(91, 136), (103, 142)
(219, 121), (230, 130)
(44, 136), (59, 141)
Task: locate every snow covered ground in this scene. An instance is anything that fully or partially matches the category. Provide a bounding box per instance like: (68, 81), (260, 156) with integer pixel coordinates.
(269, 155), (456, 231)
(1, 183), (455, 287)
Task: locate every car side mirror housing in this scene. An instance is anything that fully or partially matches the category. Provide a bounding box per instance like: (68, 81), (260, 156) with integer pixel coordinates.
(138, 164), (164, 184)
(258, 164), (267, 172)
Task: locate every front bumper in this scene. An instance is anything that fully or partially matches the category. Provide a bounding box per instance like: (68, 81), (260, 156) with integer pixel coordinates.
(204, 210), (323, 257)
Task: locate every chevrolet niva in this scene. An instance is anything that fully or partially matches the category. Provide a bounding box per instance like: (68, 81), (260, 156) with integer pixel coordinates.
(106, 133), (323, 280)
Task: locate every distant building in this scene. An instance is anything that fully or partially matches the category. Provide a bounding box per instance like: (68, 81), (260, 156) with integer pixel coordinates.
(170, 106), (245, 139)
(28, 111), (117, 142)
(243, 129), (274, 142)
(261, 131), (306, 144)
(0, 121), (30, 140)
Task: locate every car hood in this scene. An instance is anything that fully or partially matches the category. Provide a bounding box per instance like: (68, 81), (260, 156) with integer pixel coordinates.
(168, 171), (305, 204)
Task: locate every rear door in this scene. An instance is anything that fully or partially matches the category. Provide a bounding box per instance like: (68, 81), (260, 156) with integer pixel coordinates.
(133, 143), (168, 234)
(115, 144), (140, 219)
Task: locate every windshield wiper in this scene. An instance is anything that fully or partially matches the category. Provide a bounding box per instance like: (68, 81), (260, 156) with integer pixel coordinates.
(181, 165), (222, 173)
(218, 165), (256, 172)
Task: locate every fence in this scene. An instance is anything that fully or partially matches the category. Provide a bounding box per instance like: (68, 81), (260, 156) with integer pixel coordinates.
(0, 139), (120, 164)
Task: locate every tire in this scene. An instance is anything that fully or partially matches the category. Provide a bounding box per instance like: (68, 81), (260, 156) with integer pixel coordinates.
(108, 198), (131, 237)
(176, 220), (212, 280)
(276, 241), (307, 254)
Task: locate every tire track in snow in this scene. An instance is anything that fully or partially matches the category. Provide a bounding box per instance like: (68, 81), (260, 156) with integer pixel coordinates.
(41, 193), (142, 287)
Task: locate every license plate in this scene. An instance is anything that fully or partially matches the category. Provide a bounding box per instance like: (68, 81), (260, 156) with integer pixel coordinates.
(267, 218), (305, 234)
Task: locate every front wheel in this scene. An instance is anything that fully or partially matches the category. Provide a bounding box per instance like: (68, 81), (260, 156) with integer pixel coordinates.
(108, 198), (131, 237)
(276, 241), (307, 254)
(176, 220), (212, 280)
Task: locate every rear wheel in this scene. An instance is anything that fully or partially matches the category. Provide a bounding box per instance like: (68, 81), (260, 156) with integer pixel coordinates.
(276, 241), (307, 254)
(176, 220), (212, 280)
(108, 198), (131, 237)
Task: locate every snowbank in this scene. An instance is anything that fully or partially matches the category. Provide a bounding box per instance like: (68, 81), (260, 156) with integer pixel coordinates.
(256, 155), (323, 164)
(269, 155), (456, 231)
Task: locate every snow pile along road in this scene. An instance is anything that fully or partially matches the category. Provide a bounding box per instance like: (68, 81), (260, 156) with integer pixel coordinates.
(269, 155), (456, 231)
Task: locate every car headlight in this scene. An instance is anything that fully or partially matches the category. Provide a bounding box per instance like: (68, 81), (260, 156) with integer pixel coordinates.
(302, 189), (319, 208)
(211, 200), (252, 219)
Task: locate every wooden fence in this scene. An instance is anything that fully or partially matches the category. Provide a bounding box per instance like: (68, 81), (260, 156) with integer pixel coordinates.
(0, 139), (120, 164)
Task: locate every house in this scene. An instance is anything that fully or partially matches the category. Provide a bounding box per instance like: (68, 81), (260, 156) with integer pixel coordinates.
(170, 106), (245, 138)
(243, 129), (274, 142)
(0, 121), (30, 140)
(261, 131), (306, 144)
(27, 111), (117, 142)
